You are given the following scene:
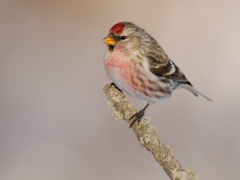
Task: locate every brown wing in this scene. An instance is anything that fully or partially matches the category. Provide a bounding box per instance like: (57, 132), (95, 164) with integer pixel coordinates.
(147, 56), (192, 85)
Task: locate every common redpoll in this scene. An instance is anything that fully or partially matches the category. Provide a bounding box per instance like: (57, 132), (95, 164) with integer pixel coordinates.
(103, 22), (211, 127)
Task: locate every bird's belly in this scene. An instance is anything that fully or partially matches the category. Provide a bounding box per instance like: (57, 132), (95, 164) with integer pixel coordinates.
(104, 57), (172, 103)
(104, 56), (132, 91)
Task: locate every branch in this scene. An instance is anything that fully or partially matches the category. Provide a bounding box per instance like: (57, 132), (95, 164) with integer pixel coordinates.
(103, 84), (198, 180)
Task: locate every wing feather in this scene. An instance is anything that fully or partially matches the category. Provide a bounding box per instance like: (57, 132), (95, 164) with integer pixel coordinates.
(147, 56), (192, 85)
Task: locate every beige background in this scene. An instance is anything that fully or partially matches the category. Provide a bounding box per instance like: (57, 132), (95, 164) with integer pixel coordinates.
(1, 0), (240, 179)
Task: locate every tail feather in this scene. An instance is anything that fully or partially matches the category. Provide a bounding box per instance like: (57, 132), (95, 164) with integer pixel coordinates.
(184, 84), (212, 102)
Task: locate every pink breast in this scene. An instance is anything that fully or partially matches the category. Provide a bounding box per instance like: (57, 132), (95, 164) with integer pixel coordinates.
(106, 57), (132, 79)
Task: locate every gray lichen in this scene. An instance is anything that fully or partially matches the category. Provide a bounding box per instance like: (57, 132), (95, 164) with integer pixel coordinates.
(103, 84), (198, 180)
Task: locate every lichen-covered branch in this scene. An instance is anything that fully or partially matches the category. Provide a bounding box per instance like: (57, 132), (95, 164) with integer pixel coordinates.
(103, 84), (198, 180)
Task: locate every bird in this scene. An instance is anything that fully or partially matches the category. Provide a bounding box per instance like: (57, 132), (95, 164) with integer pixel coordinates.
(103, 22), (212, 128)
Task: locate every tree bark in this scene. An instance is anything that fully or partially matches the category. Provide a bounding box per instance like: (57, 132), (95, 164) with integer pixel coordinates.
(103, 83), (198, 180)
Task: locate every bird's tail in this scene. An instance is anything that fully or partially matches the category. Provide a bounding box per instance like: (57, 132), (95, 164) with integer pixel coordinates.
(184, 84), (212, 102)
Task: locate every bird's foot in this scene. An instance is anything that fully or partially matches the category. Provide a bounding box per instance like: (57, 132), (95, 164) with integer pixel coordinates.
(129, 109), (145, 128)
(110, 83), (122, 92)
(129, 103), (149, 128)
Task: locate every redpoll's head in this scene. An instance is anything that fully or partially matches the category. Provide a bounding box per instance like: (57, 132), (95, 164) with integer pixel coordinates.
(103, 22), (151, 53)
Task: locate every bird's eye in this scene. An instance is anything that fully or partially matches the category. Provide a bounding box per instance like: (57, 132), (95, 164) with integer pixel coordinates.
(120, 36), (126, 40)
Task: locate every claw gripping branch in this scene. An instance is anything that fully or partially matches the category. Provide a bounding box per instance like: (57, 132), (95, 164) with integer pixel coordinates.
(103, 83), (198, 180)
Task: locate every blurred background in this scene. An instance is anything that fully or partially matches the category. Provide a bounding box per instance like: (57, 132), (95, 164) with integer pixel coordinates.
(0, 0), (240, 179)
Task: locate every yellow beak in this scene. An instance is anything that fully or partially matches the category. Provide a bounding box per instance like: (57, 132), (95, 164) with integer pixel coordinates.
(103, 37), (116, 46)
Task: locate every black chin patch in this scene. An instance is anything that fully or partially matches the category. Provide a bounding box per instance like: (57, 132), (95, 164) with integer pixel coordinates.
(108, 45), (114, 52)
